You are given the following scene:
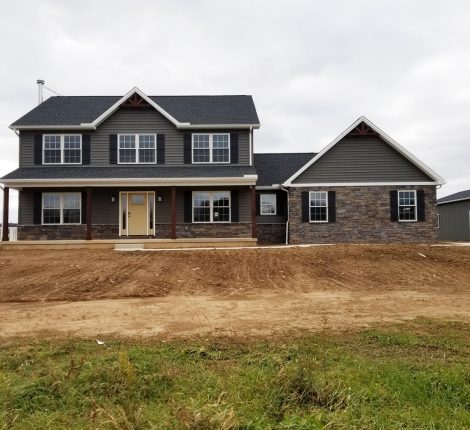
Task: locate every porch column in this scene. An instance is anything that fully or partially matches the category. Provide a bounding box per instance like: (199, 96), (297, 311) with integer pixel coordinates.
(85, 187), (93, 240)
(171, 186), (176, 239)
(1, 187), (9, 242)
(251, 186), (257, 239)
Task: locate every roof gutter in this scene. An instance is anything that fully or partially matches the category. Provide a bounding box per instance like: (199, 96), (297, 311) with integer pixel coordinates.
(1, 175), (258, 189)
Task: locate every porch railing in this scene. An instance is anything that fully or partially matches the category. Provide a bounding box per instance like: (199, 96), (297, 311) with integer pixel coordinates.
(8, 227), (17, 242)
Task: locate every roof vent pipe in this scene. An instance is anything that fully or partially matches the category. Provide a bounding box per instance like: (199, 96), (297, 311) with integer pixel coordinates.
(37, 79), (45, 105)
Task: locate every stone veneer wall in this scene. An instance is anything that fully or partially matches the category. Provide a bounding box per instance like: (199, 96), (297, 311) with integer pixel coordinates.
(288, 185), (438, 244)
(176, 223), (252, 238)
(257, 224), (287, 244)
(17, 223), (253, 240)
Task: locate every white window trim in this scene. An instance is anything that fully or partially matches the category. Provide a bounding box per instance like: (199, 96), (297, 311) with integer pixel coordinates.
(41, 192), (82, 225)
(191, 133), (231, 164)
(398, 189), (418, 223)
(117, 133), (157, 164)
(260, 193), (277, 215)
(42, 134), (82, 165)
(192, 191), (231, 223)
(309, 191), (329, 223)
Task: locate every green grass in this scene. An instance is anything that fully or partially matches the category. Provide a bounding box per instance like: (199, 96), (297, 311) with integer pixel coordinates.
(1, 319), (470, 429)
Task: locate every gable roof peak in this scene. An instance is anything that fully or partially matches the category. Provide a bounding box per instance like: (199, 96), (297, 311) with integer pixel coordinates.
(283, 116), (446, 186)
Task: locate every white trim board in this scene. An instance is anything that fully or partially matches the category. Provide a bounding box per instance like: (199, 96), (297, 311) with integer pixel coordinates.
(288, 182), (438, 187)
(282, 116), (446, 186)
(2, 175), (258, 189)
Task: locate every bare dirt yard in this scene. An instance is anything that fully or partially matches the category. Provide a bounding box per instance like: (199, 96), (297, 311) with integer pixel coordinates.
(0, 244), (469, 340)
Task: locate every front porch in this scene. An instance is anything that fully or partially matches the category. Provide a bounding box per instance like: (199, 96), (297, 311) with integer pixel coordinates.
(0, 237), (257, 250)
(1, 185), (258, 242)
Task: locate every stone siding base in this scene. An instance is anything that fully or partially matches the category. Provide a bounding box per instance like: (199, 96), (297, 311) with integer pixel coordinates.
(257, 224), (286, 244)
(17, 223), (253, 240)
(288, 185), (438, 244)
(176, 223), (252, 239)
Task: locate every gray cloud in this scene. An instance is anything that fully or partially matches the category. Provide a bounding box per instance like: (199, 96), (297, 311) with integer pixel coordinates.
(1, 0), (469, 222)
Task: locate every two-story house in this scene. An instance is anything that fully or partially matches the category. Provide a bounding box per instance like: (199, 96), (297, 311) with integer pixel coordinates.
(1, 87), (445, 245)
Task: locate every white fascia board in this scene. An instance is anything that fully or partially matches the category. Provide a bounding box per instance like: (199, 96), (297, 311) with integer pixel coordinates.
(9, 124), (96, 131)
(287, 181), (439, 187)
(256, 185), (281, 190)
(91, 87), (185, 128)
(176, 124), (261, 130)
(437, 197), (470, 205)
(2, 176), (258, 188)
(283, 116), (446, 186)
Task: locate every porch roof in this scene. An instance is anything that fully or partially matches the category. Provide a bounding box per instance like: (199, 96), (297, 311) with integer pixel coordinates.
(1, 166), (258, 187)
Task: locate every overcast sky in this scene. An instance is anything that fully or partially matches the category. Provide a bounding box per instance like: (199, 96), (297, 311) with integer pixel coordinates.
(1, 0), (469, 222)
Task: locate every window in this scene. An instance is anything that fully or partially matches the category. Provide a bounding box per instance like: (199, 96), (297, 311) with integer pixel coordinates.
(260, 194), (277, 215)
(118, 134), (156, 164)
(309, 191), (328, 222)
(42, 193), (81, 225)
(43, 135), (82, 164)
(398, 190), (417, 222)
(193, 191), (231, 223)
(192, 134), (230, 163)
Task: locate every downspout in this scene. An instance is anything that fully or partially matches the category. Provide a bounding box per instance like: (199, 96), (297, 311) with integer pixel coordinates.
(249, 126), (253, 166)
(281, 184), (289, 245)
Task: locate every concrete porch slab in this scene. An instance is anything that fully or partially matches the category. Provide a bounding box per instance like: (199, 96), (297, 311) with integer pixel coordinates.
(0, 237), (258, 250)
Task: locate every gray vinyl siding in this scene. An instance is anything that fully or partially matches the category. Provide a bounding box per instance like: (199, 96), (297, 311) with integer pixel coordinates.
(437, 200), (470, 241)
(19, 108), (251, 167)
(18, 187), (251, 226)
(293, 136), (434, 183)
(19, 190), (34, 224)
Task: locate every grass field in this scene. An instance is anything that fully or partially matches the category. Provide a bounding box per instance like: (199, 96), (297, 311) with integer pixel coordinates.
(1, 319), (470, 429)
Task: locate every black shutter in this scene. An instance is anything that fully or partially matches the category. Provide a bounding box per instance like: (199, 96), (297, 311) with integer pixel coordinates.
(256, 192), (261, 216)
(34, 134), (43, 165)
(109, 134), (117, 164)
(157, 134), (165, 164)
(81, 192), (87, 224)
(417, 190), (425, 222)
(230, 133), (238, 164)
(82, 134), (91, 164)
(390, 190), (398, 222)
(184, 134), (192, 164)
(184, 190), (192, 223)
(301, 191), (309, 222)
(276, 191), (285, 216)
(328, 191), (336, 223)
(33, 192), (42, 224)
(231, 190), (239, 222)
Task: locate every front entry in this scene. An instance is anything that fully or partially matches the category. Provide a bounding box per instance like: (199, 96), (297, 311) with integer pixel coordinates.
(120, 191), (155, 236)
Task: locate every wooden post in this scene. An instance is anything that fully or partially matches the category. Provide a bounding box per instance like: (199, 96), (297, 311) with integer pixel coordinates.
(251, 186), (257, 239)
(86, 187), (92, 240)
(171, 187), (176, 239)
(1, 187), (9, 242)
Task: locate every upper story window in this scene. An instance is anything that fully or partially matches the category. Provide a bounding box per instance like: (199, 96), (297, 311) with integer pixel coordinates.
(309, 191), (328, 223)
(118, 134), (156, 164)
(192, 134), (230, 163)
(398, 190), (417, 222)
(43, 135), (82, 164)
(260, 194), (277, 215)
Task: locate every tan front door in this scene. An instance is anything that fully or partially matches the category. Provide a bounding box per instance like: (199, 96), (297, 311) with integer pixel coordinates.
(128, 193), (148, 235)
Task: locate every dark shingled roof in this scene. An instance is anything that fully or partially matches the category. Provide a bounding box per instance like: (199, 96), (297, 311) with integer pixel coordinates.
(437, 190), (470, 204)
(2, 165), (256, 180)
(10, 95), (260, 127)
(254, 153), (316, 186)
